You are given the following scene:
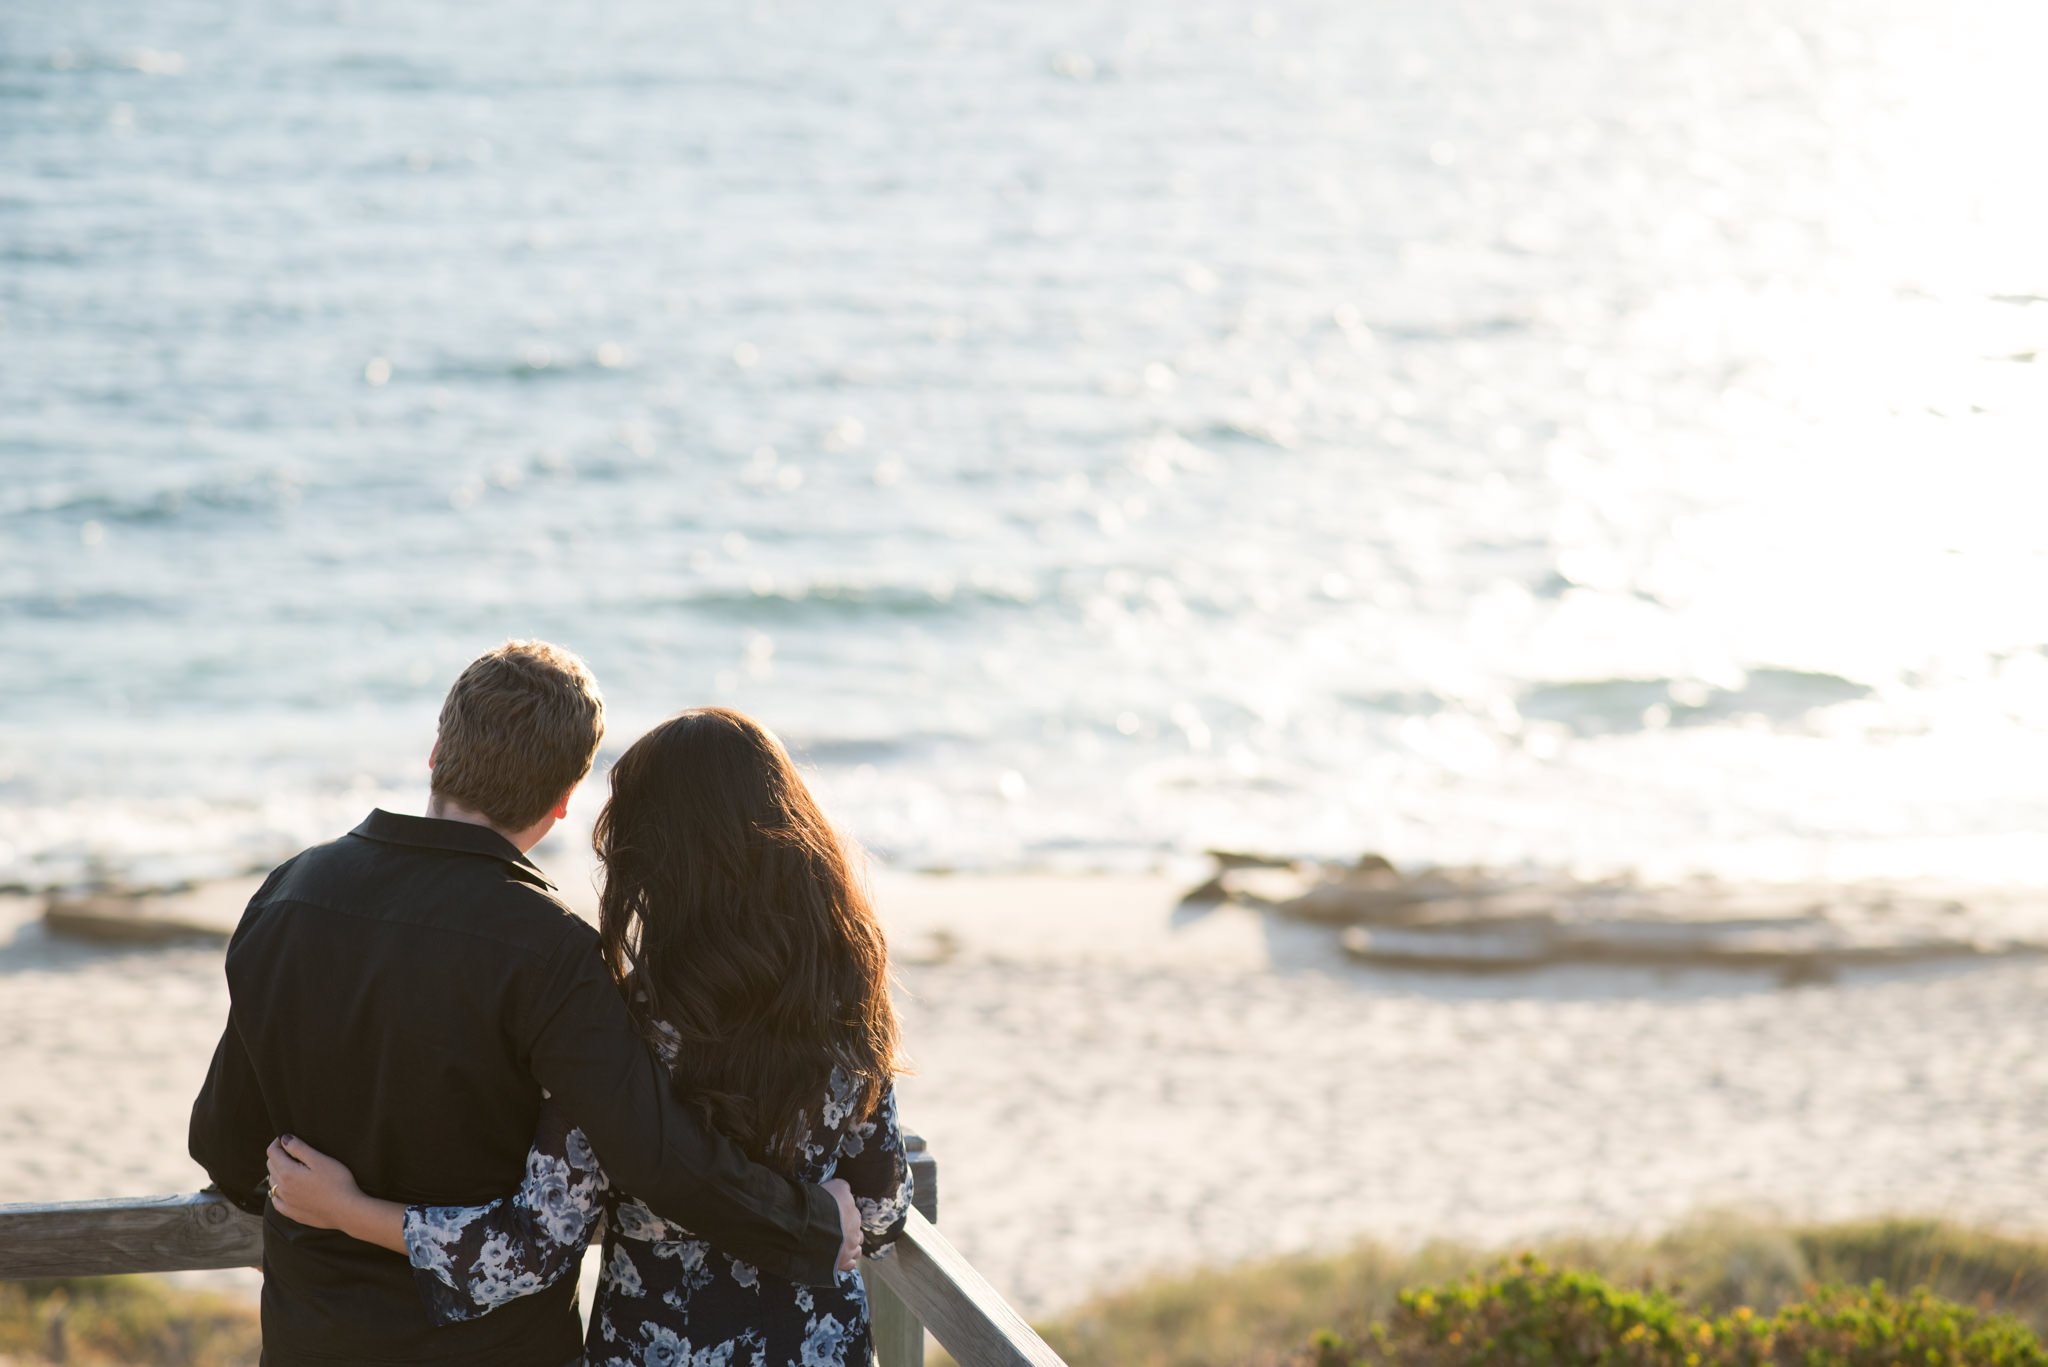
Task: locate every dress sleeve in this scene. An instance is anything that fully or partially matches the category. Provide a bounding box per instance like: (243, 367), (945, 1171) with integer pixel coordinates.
(401, 1100), (609, 1324)
(836, 1082), (911, 1257)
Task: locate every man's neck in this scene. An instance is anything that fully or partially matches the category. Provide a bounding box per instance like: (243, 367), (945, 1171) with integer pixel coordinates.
(425, 795), (550, 854)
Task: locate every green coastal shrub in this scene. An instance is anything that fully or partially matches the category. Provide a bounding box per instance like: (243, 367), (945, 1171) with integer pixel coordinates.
(1307, 1257), (2046, 1367)
(1033, 1219), (2048, 1367)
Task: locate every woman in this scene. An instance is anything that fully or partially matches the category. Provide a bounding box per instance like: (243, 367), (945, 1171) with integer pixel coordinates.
(267, 707), (911, 1367)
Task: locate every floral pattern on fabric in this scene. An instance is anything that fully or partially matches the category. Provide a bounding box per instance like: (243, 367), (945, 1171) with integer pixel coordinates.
(401, 1065), (911, 1367)
(403, 1103), (609, 1320)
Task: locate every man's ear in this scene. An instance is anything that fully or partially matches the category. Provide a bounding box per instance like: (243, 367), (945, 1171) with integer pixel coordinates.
(428, 739), (439, 771)
(551, 786), (576, 822)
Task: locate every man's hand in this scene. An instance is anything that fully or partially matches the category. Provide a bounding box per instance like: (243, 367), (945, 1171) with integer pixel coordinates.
(824, 1177), (861, 1272)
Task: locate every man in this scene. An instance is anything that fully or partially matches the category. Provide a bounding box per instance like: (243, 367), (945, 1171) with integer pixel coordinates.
(191, 640), (857, 1366)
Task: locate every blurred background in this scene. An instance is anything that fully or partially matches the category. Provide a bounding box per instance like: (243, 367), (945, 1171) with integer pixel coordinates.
(4, 0), (2047, 890)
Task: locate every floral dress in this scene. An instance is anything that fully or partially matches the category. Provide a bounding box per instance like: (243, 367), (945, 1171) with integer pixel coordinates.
(400, 1032), (911, 1367)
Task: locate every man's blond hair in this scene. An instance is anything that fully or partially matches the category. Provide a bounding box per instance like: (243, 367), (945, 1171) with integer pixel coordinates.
(431, 640), (604, 832)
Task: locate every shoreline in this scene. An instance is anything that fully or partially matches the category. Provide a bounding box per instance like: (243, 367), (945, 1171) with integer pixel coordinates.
(5, 870), (2048, 1316)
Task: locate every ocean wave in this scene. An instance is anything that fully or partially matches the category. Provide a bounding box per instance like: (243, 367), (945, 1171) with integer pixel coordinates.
(648, 577), (1042, 620)
(0, 591), (179, 621)
(1519, 670), (1874, 736)
(0, 474), (301, 522)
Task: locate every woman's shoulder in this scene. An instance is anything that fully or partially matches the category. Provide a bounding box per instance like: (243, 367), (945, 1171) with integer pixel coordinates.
(646, 1016), (683, 1070)
(623, 979), (685, 1069)
(794, 1066), (890, 1174)
(823, 1064), (861, 1122)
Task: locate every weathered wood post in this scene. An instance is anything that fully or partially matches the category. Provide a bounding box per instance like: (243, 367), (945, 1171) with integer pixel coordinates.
(867, 1131), (939, 1367)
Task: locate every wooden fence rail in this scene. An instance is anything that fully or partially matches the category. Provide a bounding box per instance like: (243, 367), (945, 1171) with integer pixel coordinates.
(0, 1191), (260, 1278)
(0, 1134), (1065, 1367)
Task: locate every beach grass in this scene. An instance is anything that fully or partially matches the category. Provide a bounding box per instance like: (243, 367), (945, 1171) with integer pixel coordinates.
(1018, 1217), (2048, 1367)
(0, 1275), (260, 1367)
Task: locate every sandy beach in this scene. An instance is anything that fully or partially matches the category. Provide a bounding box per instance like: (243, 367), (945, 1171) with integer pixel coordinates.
(5, 869), (2048, 1316)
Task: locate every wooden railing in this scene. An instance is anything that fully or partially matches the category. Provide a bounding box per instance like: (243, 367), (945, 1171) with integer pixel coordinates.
(0, 1134), (1064, 1367)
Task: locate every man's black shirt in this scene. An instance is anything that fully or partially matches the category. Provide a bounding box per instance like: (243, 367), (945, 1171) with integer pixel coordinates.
(189, 810), (842, 1366)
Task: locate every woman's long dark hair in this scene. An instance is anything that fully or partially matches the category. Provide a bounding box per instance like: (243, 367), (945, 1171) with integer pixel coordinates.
(594, 707), (902, 1170)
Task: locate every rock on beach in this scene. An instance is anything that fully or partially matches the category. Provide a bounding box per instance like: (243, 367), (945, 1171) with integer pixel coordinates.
(1183, 851), (2048, 980)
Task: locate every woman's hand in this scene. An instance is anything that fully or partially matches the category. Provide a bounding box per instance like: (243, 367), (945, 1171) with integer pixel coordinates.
(264, 1133), (407, 1253)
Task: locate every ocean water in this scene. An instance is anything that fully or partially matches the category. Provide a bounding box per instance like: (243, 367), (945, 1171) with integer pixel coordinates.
(3, 0), (2046, 890)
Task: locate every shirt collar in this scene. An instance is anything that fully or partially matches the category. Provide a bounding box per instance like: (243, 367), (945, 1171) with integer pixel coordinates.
(347, 809), (558, 890)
